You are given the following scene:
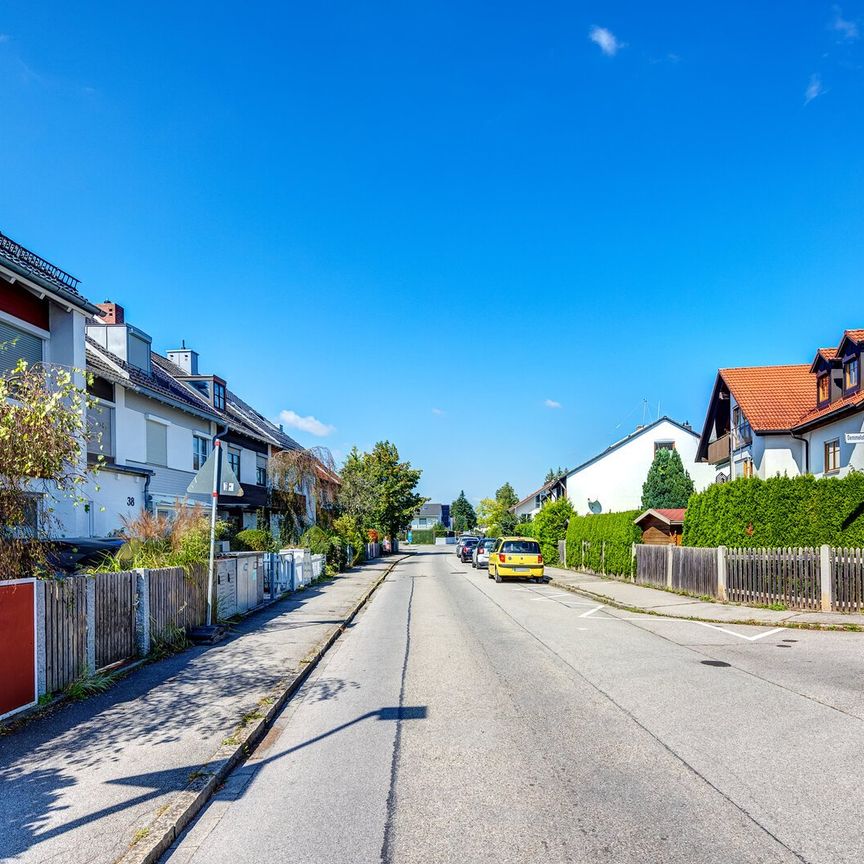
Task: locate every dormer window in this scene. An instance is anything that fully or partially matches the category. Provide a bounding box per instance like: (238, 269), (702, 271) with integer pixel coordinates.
(844, 356), (859, 393)
(817, 373), (830, 404)
(213, 381), (226, 411)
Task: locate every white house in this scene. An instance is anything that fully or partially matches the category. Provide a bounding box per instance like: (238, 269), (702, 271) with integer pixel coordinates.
(563, 417), (715, 516)
(410, 503), (450, 531)
(514, 476), (567, 520)
(0, 230), (104, 538)
(697, 329), (864, 481)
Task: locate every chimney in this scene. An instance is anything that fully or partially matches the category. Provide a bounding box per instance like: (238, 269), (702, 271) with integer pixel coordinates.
(96, 301), (124, 325)
(166, 340), (199, 375)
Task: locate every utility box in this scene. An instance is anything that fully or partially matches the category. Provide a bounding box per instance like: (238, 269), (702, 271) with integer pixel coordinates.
(216, 558), (238, 619)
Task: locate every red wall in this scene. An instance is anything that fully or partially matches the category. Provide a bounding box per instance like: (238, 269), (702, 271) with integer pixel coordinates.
(0, 284), (50, 330)
(0, 581), (37, 718)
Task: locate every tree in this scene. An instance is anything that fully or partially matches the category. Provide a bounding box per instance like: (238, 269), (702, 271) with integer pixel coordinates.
(531, 497), (574, 564)
(544, 467), (568, 484)
(450, 490), (476, 533)
(641, 448), (695, 510)
(269, 445), (337, 542)
(477, 483), (519, 536)
(338, 441), (425, 540)
(1, 358), (99, 577)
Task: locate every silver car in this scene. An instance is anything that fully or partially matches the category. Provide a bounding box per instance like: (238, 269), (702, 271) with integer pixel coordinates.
(472, 538), (497, 569)
(455, 535), (479, 556)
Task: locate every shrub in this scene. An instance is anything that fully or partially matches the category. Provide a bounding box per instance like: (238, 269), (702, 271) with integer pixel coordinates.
(683, 472), (864, 548)
(565, 510), (640, 576)
(530, 497), (574, 564)
(232, 528), (276, 552)
(641, 448), (695, 509)
(410, 528), (435, 545)
(332, 515), (365, 566)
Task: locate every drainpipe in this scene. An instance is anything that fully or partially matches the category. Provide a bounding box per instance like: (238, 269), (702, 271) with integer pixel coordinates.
(791, 431), (810, 474)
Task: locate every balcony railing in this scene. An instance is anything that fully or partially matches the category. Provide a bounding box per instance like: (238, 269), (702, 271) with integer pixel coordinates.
(707, 433), (730, 465)
(0, 231), (81, 290)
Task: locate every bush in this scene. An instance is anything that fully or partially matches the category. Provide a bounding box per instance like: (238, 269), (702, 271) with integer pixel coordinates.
(410, 528), (435, 545)
(332, 515), (365, 567)
(683, 472), (864, 548)
(232, 528), (276, 552)
(565, 510), (640, 576)
(530, 498), (574, 565)
(300, 525), (349, 571)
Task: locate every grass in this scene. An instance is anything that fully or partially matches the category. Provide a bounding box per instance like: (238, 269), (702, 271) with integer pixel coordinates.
(65, 668), (119, 700)
(131, 828), (150, 846)
(151, 621), (191, 659)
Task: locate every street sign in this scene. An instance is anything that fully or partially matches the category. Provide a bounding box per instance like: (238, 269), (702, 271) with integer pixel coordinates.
(845, 433), (864, 444)
(187, 445), (244, 497)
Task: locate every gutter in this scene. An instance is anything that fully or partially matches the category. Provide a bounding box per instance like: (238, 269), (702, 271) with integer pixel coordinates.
(0, 259), (103, 316)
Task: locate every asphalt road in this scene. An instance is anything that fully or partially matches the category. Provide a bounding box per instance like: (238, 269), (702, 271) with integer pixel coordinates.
(164, 547), (864, 864)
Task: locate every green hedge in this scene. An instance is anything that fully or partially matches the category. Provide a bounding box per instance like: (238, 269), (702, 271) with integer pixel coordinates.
(565, 511), (640, 576)
(683, 473), (864, 548)
(231, 528), (276, 552)
(519, 498), (573, 564)
(410, 528), (435, 545)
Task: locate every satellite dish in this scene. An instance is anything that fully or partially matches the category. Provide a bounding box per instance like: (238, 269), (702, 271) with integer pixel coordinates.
(587, 499), (602, 514)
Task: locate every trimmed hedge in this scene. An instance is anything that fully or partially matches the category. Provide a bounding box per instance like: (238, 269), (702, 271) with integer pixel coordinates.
(683, 473), (864, 548)
(231, 528), (276, 552)
(565, 511), (641, 576)
(410, 528), (435, 545)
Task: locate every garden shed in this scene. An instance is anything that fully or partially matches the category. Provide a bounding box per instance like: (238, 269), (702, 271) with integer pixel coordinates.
(634, 509), (686, 546)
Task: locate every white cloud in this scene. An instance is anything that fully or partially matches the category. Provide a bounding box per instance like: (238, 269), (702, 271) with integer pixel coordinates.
(278, 409), (335, 437)
(431, 407), (445, 416)
(831, 6), (859, 41)
(544, 399), (562, 409)
(804, 73), (825, 105)
(589, 26), (624, 57)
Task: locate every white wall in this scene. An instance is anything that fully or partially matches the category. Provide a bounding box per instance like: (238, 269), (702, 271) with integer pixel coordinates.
(806, 413), (864, 478)
(82, 469), (145, 537)
(566, 420), (715, 516)
(514, 500), (538, 519)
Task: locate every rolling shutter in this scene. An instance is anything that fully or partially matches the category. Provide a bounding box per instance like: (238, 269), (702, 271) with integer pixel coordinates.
(146, 420), (168, 466)
(0, 320), (43, 375)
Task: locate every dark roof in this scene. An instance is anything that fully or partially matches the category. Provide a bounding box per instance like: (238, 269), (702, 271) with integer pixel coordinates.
(87, 339), (221, 421)
(516, 476), (565, 508)
(0, 230), (99, 313)
(417, 503), (444, 517)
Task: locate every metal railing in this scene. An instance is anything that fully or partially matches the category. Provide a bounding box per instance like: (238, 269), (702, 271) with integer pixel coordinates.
(0, 231), (81, 290)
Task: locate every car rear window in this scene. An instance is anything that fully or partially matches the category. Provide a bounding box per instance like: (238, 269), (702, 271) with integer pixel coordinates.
(481, 540), (497, 549)
(464, 539), (478, 547)
(502, 540), (541, 554)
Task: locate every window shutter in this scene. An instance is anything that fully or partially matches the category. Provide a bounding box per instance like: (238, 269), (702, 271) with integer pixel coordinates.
(0, 320), (43, 374)
(146, 420), (168, 466)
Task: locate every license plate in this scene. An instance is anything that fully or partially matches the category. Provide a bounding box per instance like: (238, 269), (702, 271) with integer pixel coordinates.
(511, 566), (529, 573)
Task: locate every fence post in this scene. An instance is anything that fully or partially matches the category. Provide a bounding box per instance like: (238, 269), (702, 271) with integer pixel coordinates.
(666, 544), (673, 588)
(717, 546), (727, 602)
(35, 580), (47, 697)
(631, 543), (636, 582)
(820, 545), (832, 612)
(135, 569), (151, 656)
(85, 577), (96, 672)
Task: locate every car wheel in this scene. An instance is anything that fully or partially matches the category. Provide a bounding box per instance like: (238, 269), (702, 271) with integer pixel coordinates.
(495, 569), (503, 583)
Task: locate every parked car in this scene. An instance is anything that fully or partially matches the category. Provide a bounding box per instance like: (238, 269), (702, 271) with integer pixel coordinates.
(472, 538), (497, 569)
(459, 538), (479, 562)
(455, 535), (479, 556)
(487, 537), (544, 583)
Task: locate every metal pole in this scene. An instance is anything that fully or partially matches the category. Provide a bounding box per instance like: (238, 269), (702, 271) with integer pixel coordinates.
(206, 440), (222, 627)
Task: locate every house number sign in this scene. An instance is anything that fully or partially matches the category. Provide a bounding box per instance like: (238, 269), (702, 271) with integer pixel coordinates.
(844, 433), (864, 444)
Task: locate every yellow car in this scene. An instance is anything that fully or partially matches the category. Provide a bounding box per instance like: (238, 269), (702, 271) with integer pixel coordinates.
(487, 537), (545, 583)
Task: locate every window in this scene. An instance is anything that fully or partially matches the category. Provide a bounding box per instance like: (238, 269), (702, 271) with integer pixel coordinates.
(501, 540), (541, 554)
(256, 454), (267, 485)
(739, 458), (755, 479)
(213, 381), (226, 411)
(227, 446), (241, 478)
(193, 435), (210, 470)
(87, 404), (115, 459)
(654, 441), (675, 453)
(817, 373), (830, 404)
(146, 419), (168, 466)
(732, 406), (752, 444)
(825, 439), (841, 473)
(844, 357), (859, 392)
(419, 517), (427, 526)
(0, 319), (43, 374)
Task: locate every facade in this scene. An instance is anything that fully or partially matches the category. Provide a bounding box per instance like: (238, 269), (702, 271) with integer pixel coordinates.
(634, 508), (686, 546)
(410, 503), (450, 531)
(696, 330), (864, 481)
(514, 476), (567, 520)
(564, 417), (714, 516)
(0, 231), (103, 538)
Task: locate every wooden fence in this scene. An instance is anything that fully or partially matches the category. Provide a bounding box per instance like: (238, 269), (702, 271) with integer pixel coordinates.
(148, 566), (208, 638)
(44, 577), (87, 694)
(830, 547), (864, 612)
(635, 545), (666, 588)
(672, 547), (718, 596)
(94, 571), (137, 670)
(726, 547), (821, 609)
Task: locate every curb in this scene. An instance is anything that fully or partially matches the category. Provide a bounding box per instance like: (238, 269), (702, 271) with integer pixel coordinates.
(547, 578), (863, 633)
(115, 554), (409, 864)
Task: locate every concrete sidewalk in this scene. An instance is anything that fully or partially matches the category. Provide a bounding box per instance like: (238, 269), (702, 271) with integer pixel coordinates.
(546, 565), (864, 629)
(0, 556), (402, 864)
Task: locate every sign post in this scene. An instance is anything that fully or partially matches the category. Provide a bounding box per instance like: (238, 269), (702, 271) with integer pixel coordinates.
(187, 440), (243, 631)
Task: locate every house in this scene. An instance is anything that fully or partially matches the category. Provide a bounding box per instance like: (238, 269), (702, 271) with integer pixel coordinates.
(0, 230), (104, 537)
(410, 503), (450, 531)
(634, 508), (686, 546)
(696, 330), (864, 480)
(564, 417), (715, 516)
(85, 303), (222, 535)
(514, 476), (567, 520)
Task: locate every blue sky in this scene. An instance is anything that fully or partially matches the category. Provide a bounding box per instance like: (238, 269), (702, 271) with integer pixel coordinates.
(2, 2), (864, 506)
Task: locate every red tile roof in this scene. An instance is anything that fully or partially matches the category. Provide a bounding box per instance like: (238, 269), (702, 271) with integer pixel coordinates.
(720, 365), (814, 432)
(817, 347), (837, 362)
(656, 508), (686, 522)
(843, 329), (864, 344)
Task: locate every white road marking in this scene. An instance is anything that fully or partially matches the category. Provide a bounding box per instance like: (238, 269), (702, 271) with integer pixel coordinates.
(579, 605), (605, 618)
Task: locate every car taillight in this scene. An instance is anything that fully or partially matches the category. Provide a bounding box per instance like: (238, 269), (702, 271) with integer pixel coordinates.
(538, 554), (543, 564)
(499, 553), (506, 563)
